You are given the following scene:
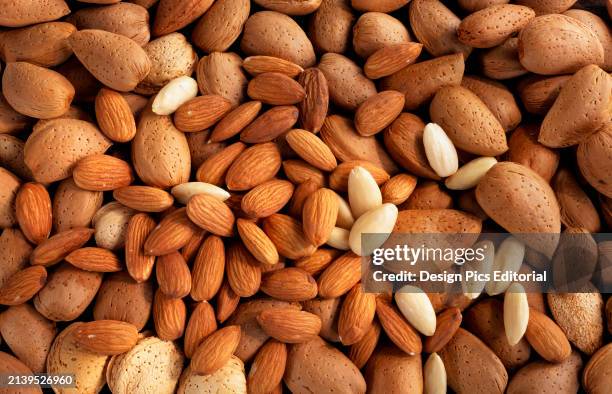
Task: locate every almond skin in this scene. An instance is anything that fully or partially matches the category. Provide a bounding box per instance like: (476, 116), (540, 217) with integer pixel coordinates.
(257, 308), (321, 343)
(553, 168), (601, 233)
(65, 247), (122, 273)
(338, 284), (376, 345)
(236, 219), (279, 266)
(113, 186), (174, 213)
(317, 252), (362, 299)
(458, 4), (535, 48)
(247, 73), (306, 105)
(525, 308), (571, 363)
(144, 208), (197, 256)
(226, 243), (262, 297)
(196, 142), (247, 186)
(2, 62), (74, 119)
(125, 213), (157, 282)
(375, 298), (422, 355)
(583, 343), (612, 394)
(364, 42), (423, 80)
(191, 325), (241, 375)
(30, 228), (94, 267)
(260, 268), (317, 302)
(310, 0), (355, 54)
(318, 53), (377, 111)
(263, 214), (317, 260)
(0, 266), (47, 306)
(240, 106), (299, 143)
(73, 154), (134, 191)
(517, 74), (570, 115)
(69, 29), (151, 92)
(15, 182), (52, 244)
(225, 142), (282, 191)
(302, 188), (339, 246)
(95, 88), (137, 142)
(187, 194), (235, 237)
(355, 90), (405, 137)
(243, 55), (304, 78)
(184, 301), (217, 359)
(191, 235), (225, 301)
(248, 339), (287, 394)
(73, 320), (139, 355)
(173, 95), (232, 133)
(286, 129), (337, 171)
(349, 320), (381, 369)
(210, 101), (262, 142)
(152, 0), (214, 37)
(156, 251), (192, 298)
(153, 289), (186, 340)
(192, 0), (250, 53)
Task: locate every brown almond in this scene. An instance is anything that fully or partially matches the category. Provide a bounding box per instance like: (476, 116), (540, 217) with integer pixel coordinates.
(355, 90), (405, 137)
(241, 179), (295, 218)
(73, 154), (133, 191)
(283, 159), (326, 187)
(329, 160), (390, 192)
(152, 0), (214, 36)
(187, 194), (235, 237)
(243, 56), (304, 77)
(553, 168), (601, 233)
(294, 248), (340, 276)
(225, 142), (282, 191)
(263, 214), (317, 260)
(364, 43), (423, 80)
(317, 252), (362, 299)
(196, 141), (247, 186)
(210, 101), (262, 142)
(73, 320), (138, 355)
(381, 174), (417, 205)
(16, 182), (52, 244)
(507, 124), (559, 182)
(113, 186), (174, 213)
(153, 289), (186, 341)
(240, 106), (299, 143)
(125, 213), (156, 283)
(184, 301), (217, 359)
(423, 307), (462, 353)
(156, 251), (191, 298)
(349, 320), (382, 369)
(173, 95), (233, 133)
(144, 208), (197, 256)
(285, 129), (337, 171)
(248, 339), (287, 394)
(226, 243), (262, 297)
(260, 268), (317, 302)
(257, 308), (321, 343)
(191, 325), (241, 375)
(65, 247), (122, 272)
(525, 307), (571, 363)
(236, 219), (279, 266)
(95, 88), (137, 142)
(216, 280), (240, 323)
(302, 188), (339, 246)
(0, 266), (47, 306)
(191, 235), (225, 301)
(298, 68), (329, 133)
(30, 228), (93, 267)
(375, 297), (422, 355)
(247, 73), (306, 105)
(338, 284), (376, 345)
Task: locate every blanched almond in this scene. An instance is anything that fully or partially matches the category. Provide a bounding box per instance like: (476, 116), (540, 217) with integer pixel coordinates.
(349, 203), (398, 256)
(422, 123), (458, 178)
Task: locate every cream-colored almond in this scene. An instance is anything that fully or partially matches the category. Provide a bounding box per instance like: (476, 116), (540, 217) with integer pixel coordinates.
(504, 282), (529, 346)
(422, 123), (458, 178)
(445, 157), (498, 190)
(152, 76), (198, 116)
(486, 237), (525, 296)
(461, 240), (494, 299)
(348, 166), (382, 219)
(335, 193), (355, 230)
(349, 203), (398, 256)
(424, 352), (447, 394)
(93, 202), (135, 251)
(326, 227), (350, 251)
(171, 182), (230, 205)
(395, 286), (437, 336)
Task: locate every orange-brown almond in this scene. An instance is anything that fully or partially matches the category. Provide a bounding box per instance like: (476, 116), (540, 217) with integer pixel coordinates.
(152, 289), (186, 341)
(30, 228), (93, 267)
(65, 247), (122, 272)
(375, 297), (422, 355)
(317, 252), (362, 299)
(95, 87), (137, 142)
(152, 0), (214, 36)
(349, 320), (382, 369)
(294, 248), (340, 276)
(507, 124), (559, 182)
(283, 159), (326, 187)
(144, 207), (197, 256)
(260, 268), (317, 302)
(288, 179), (320, 218)
(191, 235), (225, 301)
(263, 214), (316, 260)
(517, 74), (570, 115)
(210, 101), (262, 142)
(525, 307), (572, 363)
(216, 280), (240, 323)
(583, 343), (612, 393)
(302, 188), (339, 246)
(236, 219), (279, 266)
(184, 301), (217, 359)
(248, 339), (287, 394)
(15, 182), (52, 245)
(243, 56), (304, 77)
(73, 320), (138, 355)
(247, 73), (306, 105)
(125, 213), (156, 283)
(186, 194), (235, 237)
(553, 168), (601, 234)
(257, 308), (321, 343)
(72, 154), (133, 191)
(173, 95), (233, 133)
(191, 325), (241, 375)
(355, 90), (405, 137)
(458, 4), (535, 48)
(329, 160), (390, 192)
(285, 129), (337, 171)
(364, 43), (423, 80)
(423, 307), (462, 353)
(156, 251), (191, 299)
(225, 142), (282, 191)
(338, 284), (376, 345)
(240, 106), (299, 143)
(298, 68), (329, 133)
(0, 266), (47, 306)
(226, 243), (262, 297)
(196, 142), (247, 186)
(381, 174), (417, 205)
(113, 186), (174, 213)
(241, 179), (295, 219)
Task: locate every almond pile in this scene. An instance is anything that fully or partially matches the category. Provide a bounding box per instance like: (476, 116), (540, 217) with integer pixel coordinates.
(0, 0), (611, 393)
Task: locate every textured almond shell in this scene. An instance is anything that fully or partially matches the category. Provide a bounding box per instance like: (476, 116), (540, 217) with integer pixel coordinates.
(352, 12), (410, 58)
(577, 124), (612, 198)
(318, 53), (377, 111)
(0, 0), (70, 28)
(192, 0), (250, 53)
(196, 52), (248, 107)
(365, 347), (423, 394)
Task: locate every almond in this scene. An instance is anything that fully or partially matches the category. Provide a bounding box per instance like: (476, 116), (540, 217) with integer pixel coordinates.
(381, 174), (417, 205)
(30, 228), (93, 267)
(578, 124), (612, 198)
(503, 283), (529, 346)
(151, 76), (198, 116)
(196, 142), (247, 186)
(173, 95), (233, 132)
(225, 142), (282, 191)
(257, 308), (321, 343)
(152, 0), (214, 37)
(517, 74), (570, 115)
(0, 21), (75, 67)
(409, 0), (472, 58)
(422, 123), (459, 178)
(0, 266), (47, 306)
(461, 75), (522, 131)
(196, 52), (248, 107)
(261, 268), (317, 302)
(263, 214), (316, 260)
(241, 179), (294, 218)
(0, 92), (30, 133)
(0, 134), (32, 180)
(285, 129), (337, 171)
(125, 213), (156, 283)
(15, 182), (52, 244)
(247, 72), (306, 105)
(507, 352), (582, 393)
(424, 352), (446, 394)
(69, 29), (151, 92)
(375, 297), (422, 355)
(184, 301), (217, 359)
(553, 168), (601, 233)
(395, 286), (437, 336)
(298, 67), (329, 133)
(191, 0), (250, 53)
(338, 284), (376, 345)
(236, 219), (279, 266)
(317, 252), (362, 298)
(288, 179), (319, 217)
(144, 208), (197, 256)
(330, 160), (389, 193)
(156, 251), (191, 298)
(65, 247), (122, 273)
(51, 180), (102, 232)
(583, 343), (612, 394)
(2, 61), (74, 119)
(171, 182), (230, 205)
(186, 194), (234, 237)
(254, 0), (322, 14)
(424, 307), (462, 353)
(191, 326), (241, 375)
(507, 124), (559, 182)
(514, 0), (576, 14)
(216, 281), (240, 323)
(226, 243), (262, 297)
(349, 320), (381, 369)
(302, 188), (339, 246)
(153, 289), (186, 340)
(394, 209), (482, 236)
(210, 101), (262, 142)
(240, 106), (299, 143)
(92, 202), (135, 251)
(0, 0), (69, 27)
(480, 37), (527, 80)
(402, 181), (453, 210)
(283, 159), (326, 186)
(318, 53), (377, 111)
(178, 356), (246, 393)
(458, 5), (535, 48)
(73, 154), (133, 191)
(95, 87), (137, 142)
(191, 235), (225, 301)
(355, 91), (405, 137)
(294, 248), (340, 276)
(73, 320), (138, 355)
(352, 12), (411, 58)
(525, 307), (571, 363)
(241, 11), (316, 68)
(113, 186), (174, 213)
(310, 0), (355, 54)
(445, 157), (498, 190)
(364, 42), (423, 80)
(348, 166), (383, 218)
(247, 339), (286, 394)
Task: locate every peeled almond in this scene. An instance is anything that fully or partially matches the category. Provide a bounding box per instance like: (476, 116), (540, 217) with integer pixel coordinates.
(503, 282), (529, 346)
(424, 353), (447, 394)
(461, 240), (494, 299)
(335, 193), (355, 229)
(486, 237), (525, 296)
(422, 123), (458, 178)
(348, 166), (383, 219)
(152, 76), (198, 116)
(326, 227), (350, 251)
(395, 286), (437, 336)
(349, 203), (398, 256)
(445, 157), (497, 190)
(171, 182), (230, 205)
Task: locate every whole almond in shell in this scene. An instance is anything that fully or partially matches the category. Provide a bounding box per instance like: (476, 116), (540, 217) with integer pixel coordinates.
(225, 142), (281, 191)
(52, 178), (103, 231)
(409, 0), (472, 58)
(191, 325), (241, 375)
(152, 0), (214, 37)
(458, 4), (535, 48)
(517, 74), (570, 115)
(564, 9), (612, 72)
(0, 134), (31, 179)
(402, 181), (452, 210)
(241, 11), (315, 68)
(309, 0), (355, 54)
(583, 343), (612, 394)
(192, 0), (250, 53)
(257, 308), (321, 343)
(553, 168), (601, 233)
(352, 12), (411, 58)
(394, 209), (482, 237)
(0, 92), (31, 134)
(365, 346), (423, 394)
(260, 267), (317, 302)
(476, 162), (560, 258)
(196, 52), (248, 107)
(514, 0), (576, 14)
(302, 297), (341, 343)
(506, 351), (582, 394)
(254, 0), (322, 15)
(578, 124), (612, 198)
(173, 95), (232, 133)
(240, 106), (299, 143)
(0, 0), (70, 28)
(364, 42), (423, 80)
(15, 182), (52, 244)
(461, 75), (522, 131)
(24, 119), (111, 184)
(480, 37), (527, 80)
(382, 53), (465, 110)
(2, 61), (74, 119)
(0, 21), (75, 67)
(318, 53), (377, 111)
(285, 336), (366, 394)
(0, 229), (31, 289)
(93, 201), (135, 251)
(69, 29), (151, 92)
(507, 124), (559, 182)
(518, 14), (604, 75)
